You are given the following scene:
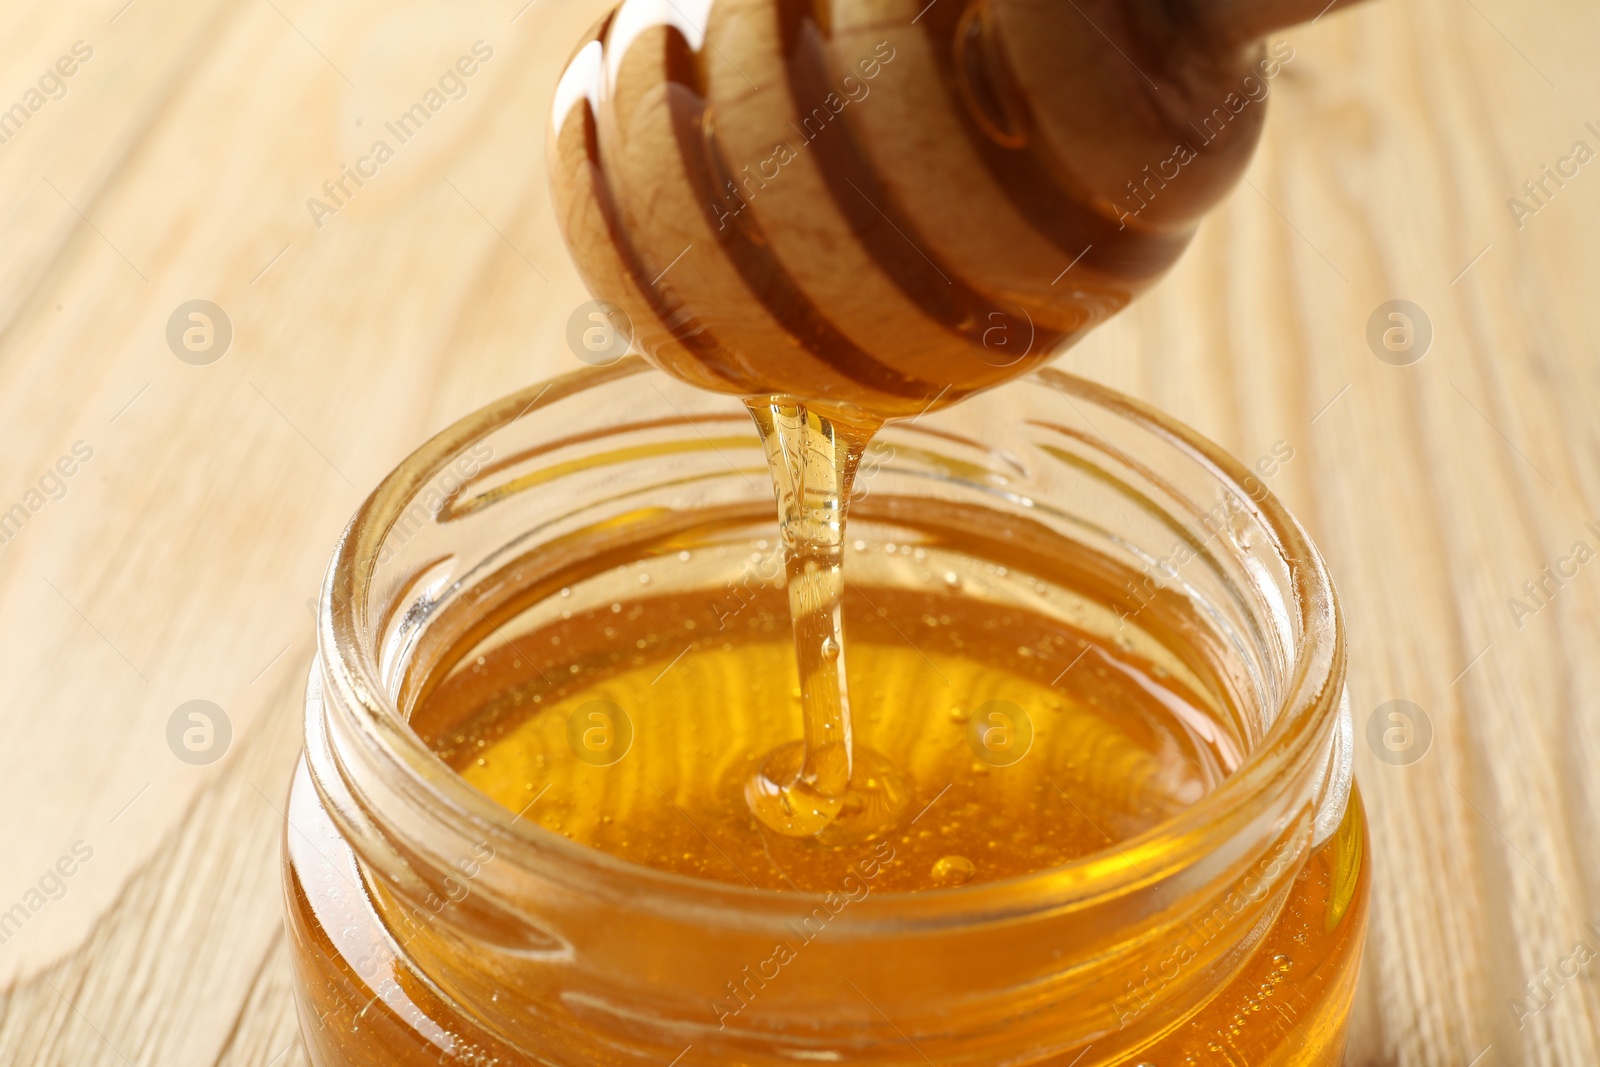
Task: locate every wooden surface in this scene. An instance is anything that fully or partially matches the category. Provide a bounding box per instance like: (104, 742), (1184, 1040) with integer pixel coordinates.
(1, 0), (1597, 1063)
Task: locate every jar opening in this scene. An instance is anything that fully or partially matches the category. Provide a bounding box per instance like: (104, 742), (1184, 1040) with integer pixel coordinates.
(314, 359), (1346, 922)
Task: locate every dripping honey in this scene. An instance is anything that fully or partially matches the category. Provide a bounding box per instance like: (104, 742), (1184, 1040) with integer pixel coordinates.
(547, 0), (1312, 840)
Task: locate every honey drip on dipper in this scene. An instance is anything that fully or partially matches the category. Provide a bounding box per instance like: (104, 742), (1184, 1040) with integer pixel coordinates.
(550, 0), (1335, 836)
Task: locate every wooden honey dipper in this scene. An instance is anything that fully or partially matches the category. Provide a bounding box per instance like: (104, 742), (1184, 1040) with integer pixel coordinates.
(548, 0), (1349, 423)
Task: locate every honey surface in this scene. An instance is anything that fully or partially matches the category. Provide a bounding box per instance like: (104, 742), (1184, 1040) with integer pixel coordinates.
(416, 555), (1239, 892)
(291, 542), (1368, 1066)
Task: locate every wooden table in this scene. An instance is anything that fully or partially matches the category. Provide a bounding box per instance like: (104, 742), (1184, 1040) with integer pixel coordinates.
(2, 0), (1595, 1063)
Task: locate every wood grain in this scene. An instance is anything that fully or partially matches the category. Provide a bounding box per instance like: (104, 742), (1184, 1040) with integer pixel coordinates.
(1, 0), (1596, 1063)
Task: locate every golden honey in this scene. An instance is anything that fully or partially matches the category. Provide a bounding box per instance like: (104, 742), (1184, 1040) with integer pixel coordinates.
(288, 559), (1368, 1064)
(287, 361), (1368, 1066)
(423, 574), (1371, 1064)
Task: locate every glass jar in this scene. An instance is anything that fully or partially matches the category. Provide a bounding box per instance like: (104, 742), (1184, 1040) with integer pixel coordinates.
(284, 358), (1367, 1066)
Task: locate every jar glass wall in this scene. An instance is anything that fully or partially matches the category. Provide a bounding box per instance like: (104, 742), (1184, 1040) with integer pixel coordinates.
(284, 359), (1368, 1066)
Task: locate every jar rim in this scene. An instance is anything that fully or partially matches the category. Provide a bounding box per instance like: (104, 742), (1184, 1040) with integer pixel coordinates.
(313, 358), (1345, 927)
